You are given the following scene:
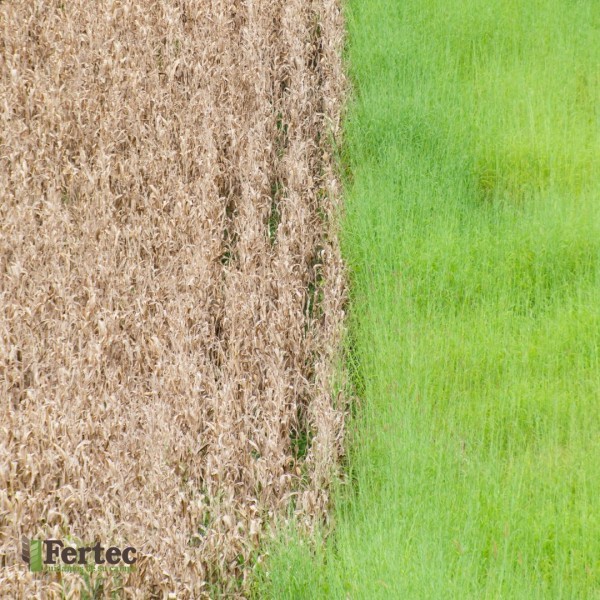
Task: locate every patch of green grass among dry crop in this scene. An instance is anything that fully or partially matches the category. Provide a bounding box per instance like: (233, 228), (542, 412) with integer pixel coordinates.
(255, 0), (600, 597)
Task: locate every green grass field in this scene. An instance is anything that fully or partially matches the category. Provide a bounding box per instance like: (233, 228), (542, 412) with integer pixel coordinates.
(255, 1), (600, 597)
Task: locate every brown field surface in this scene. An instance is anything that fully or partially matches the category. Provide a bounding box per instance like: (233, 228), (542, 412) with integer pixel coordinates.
(0, 0), (345, 596)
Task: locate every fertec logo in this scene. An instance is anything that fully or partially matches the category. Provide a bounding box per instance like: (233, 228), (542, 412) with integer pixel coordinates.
(21, 537), (137, 573)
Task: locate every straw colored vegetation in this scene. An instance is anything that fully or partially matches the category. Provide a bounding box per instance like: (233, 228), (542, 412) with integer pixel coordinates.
(0, 0), (345, 597)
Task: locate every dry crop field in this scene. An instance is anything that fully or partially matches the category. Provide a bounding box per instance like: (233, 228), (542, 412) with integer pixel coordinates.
(0, 0), (345, 597)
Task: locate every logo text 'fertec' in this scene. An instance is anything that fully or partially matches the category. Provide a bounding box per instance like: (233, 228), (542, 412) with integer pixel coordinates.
(21, 537), (137, 573)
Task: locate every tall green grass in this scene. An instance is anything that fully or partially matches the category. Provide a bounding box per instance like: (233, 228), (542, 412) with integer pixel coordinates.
(255, 1), (600, 597)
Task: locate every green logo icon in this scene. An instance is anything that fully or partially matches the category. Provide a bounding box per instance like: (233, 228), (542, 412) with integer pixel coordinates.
(21, 537), (42, 572)
(29, 539), (43, 572)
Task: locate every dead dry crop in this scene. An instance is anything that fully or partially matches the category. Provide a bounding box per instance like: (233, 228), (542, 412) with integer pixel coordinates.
(0, 0), (345, 596)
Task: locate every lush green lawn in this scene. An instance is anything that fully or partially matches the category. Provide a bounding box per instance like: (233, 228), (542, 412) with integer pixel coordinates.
(255, 1), (600, 597)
